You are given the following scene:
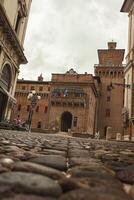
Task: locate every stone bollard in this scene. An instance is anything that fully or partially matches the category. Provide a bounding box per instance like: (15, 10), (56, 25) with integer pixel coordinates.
(106, 127), (112, 140)
(116, 133), (121, 141)
(123, 135), (130, 141)
(68, 129), (71, 134)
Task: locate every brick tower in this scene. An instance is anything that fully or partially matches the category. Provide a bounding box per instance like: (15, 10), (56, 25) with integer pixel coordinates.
(94, 42), (125, 138)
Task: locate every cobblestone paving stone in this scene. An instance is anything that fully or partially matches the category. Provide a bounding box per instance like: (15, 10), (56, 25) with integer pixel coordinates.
(0, 130), (133, 199)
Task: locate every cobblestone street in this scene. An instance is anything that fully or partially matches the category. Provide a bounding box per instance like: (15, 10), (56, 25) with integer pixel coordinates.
(0, 130), (133, 199)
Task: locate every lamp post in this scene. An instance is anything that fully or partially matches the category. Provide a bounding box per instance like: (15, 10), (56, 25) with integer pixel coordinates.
(27, 90), (41, 132)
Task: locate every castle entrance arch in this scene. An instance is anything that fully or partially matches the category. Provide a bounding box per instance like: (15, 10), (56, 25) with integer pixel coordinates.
(61, 112), (72, 132)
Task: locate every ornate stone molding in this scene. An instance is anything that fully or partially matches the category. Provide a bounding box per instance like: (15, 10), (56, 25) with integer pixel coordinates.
(0, 3), (27, 65)
(0, 30), (19, 67)
(121, 0), (134, 12)
(66, 68), (78, 75)
(18, 0), (28, 17)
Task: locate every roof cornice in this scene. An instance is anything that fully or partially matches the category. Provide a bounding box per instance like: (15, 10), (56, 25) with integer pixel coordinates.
(121, 0), (134, 12)
(0, 3), (27, 64)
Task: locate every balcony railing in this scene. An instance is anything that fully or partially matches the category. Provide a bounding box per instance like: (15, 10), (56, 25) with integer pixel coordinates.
(51, 98), (87, 108)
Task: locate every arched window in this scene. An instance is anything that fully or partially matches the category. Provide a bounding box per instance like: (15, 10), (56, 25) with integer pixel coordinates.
(1, 64), (11, 91)
(110, 71), (113, 76)
(99, 71), (101, 76)
(102, 71), (105, 76)
(106, 71), (109, 76)
(114, 71), (117, 76)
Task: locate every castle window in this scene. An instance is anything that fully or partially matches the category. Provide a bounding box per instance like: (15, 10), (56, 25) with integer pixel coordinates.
(68, 102), (72, 107)
(73, 117), (78, 127)
(114, 71), (117, 76)
(18, 104), (21, 111)
(106, 109), (110, 117)
(31, 86), (35, 90)
(80, 102), (84, 107)
(39, 86), (43, 91)
(48, 87), (50, 91)
(44, 106), (48, 113)
(56, 102), (61, 106)
(110, 71), (113, 76)
(37, 121), (42, 128)
(22, 86), (26, 90)
(51, 101), (55, 106)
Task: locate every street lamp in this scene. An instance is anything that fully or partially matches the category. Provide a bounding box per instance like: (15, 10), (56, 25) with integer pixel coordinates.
(27, 90), (41, 132)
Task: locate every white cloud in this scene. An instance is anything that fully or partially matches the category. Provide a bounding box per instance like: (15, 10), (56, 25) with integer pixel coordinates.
(20, 0), (128, 81)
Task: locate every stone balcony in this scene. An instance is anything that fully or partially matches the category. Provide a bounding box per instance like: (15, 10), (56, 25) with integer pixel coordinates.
(51, 96), (87, 108)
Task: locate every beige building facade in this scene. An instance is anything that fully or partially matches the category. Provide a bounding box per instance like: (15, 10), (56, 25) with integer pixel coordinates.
(121, 0), (134, 140)
(0, 0), (32, 121)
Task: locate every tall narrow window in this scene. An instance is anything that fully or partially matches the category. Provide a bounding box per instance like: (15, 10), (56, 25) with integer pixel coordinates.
(18, 104), (21, 111)
(39, 86), (43, 91)
(37, 121), (42, 128)
(44, 106), (48, 113)
(15, 14), (21, 33)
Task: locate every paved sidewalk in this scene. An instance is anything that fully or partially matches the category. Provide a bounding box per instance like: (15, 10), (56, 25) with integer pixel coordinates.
(0, 130), (133, 199)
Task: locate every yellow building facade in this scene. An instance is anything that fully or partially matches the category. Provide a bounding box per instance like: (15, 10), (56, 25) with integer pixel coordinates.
(121, 0), (134, 140)
(0, 0), (32, 121)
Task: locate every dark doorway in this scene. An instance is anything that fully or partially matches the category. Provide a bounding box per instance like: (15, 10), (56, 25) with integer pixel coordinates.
(104, 126), (107, 138)
(61, 112), (72, 132)
(0, 91), (8, 121)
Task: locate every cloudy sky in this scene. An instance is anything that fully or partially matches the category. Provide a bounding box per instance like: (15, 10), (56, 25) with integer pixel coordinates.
(19, 0), (128, 81)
